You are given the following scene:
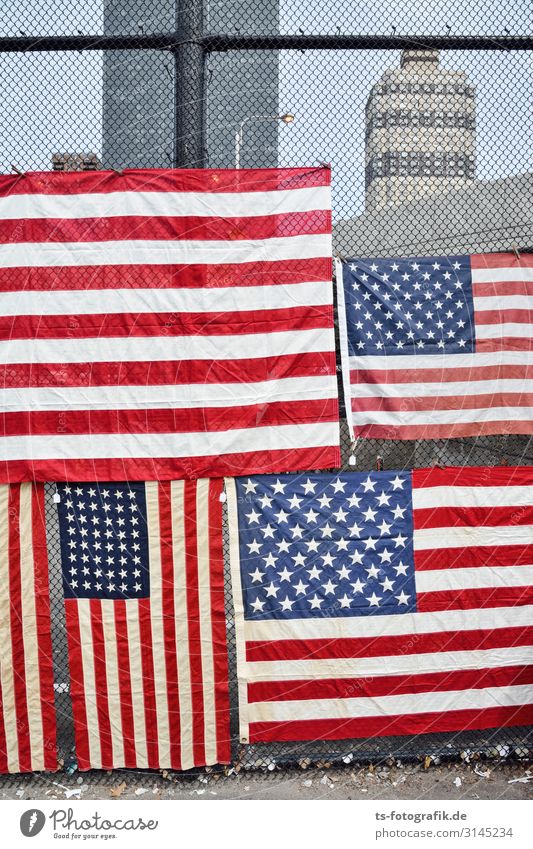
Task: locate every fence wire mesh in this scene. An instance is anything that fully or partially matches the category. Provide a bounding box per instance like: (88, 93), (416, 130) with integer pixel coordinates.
(0, 0), (532, 775)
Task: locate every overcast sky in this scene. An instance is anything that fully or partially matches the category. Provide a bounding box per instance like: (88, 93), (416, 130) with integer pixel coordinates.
(0, 2), (531, 217)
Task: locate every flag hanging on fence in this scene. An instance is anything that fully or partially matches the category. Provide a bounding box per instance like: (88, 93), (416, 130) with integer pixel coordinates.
(227, 467), (533, 743)
(58, 479), (230, 770)
(0, 167), (339, 483)
(0, 483), (56, 773)
(337, 252), (533, 440)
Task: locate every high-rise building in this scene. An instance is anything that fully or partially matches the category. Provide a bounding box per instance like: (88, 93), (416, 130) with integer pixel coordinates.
(102, 1), (279, 169)
(364, 49), (476, 210)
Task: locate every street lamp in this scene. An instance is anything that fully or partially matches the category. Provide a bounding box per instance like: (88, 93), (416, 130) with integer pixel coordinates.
(234, 113), (295, 169)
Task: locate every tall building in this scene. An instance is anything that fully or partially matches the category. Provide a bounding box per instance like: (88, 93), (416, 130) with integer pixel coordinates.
(102, 1), (279, 169)
(364, 49), (476, 210)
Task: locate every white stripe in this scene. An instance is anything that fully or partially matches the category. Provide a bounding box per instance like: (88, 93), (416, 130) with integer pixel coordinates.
(196, 480), (218, 766)
(0, 233), (331, 268)
(245, 645), (532, 683)
(349, 351), (530, 370)
(18, 483), (45, 771)
(99, 602), (125, 769)
(352, 407), (533, 426)
(417, 565), (533, 593)
(0, 421), (340, 461)
(0, 186), (331, 221)
(476, 323), (533, 339)
(414, 524), (533, 551)
(77, 600), (102, 770)
(171, 481), (194, 770)
(243, 603), (533, 643)
(474, 295), (533, 312)
(0, 486), (19, 772)
(352, 379), (533, 399)
(247, 683), (533, 723)
(125, 601), (149, 769)
(413, 484), (533, 510)
(472, 266), (533, 283)
(0, 375), (338, 413)
(145, 482), (171, 768)
(335, 258), (355, 441)
(0, 327), (335, 364)
(0, 280), (332, 316)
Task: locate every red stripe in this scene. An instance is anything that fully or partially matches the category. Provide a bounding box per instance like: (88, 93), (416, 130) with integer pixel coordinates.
(418, 585), (533, 613)
(0, 259), (331, 292)
(353, 393), (533, 412)
(7, 485), (31, 772)
(208, 479), (231, 764)
(113, 600), (137, 768)
(0, 678), (8, 772)
(413, 465), (533, 490)
(184, 480), (206, 766)
(0, 167), (330, 196)
(248, 704), (533, 743)
(63, 600), (90, 770)
(0, 398), (339, 437)
(352, 364), (533, 385)
(246, 624), (533, 665)
(354, 421), (533, 439)
(475, 308), (532, 324)
(0, 352), (335, 389)
(471, 253), (533, 269)
(0, 305), (331, 341)
(0, 446), (341, 484)
(137, 598), (159, 769)
(473, 280), (533, 297)
(0, 211), (330, 244)
(248, 664), (533, 704)
(476, 338), (532, 352)
(30, 484), (57, 770)
(89, 599), (113, 770)
(415, 543), (533, 571)
(414, 505), (533, 530)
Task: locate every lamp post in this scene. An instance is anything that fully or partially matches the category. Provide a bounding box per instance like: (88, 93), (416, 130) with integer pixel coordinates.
(234, 113), (295, 169)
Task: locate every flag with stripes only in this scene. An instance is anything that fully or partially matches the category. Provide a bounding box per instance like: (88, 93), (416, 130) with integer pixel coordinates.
(0, 167), (339, 482)
(337, 252), (532, 440)
(57, 479), (231, 770)
(0, 483), (56, 773)
(227, 467), (533, 744)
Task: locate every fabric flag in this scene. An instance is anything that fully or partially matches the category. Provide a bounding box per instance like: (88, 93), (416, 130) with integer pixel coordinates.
(227, 467), (533, 743)
(58, 479), (230, 770)
(0, 167), (339, 483)
(0, 483), (56, 772)
(337, 252), (533, 439)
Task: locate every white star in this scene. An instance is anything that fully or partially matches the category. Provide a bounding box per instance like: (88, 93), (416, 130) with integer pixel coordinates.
(306, 565), (322, 581)
(362, 476), (376, 493)
(272, 479), (286, 494)
(350, 550), (364, 565)
(243, 479), (257, 494)
(306, 539), (320, 553)
(302, 478), (317, 494)
(320, 523), (334, 538)
(394, 560), (409, 576)
(274, 508), (289, 524)
(375, 491), (391, 507)
(321, 551), (336, 567)
(265, 583), (279, 598)
(308, 594), (323, 609)
(287, 494), (303, 510)
(365, 563), (380, 579)
(246, 509), (260, 524)
(277, 567), (293, 583)
(247, 539), (262, 554)
(258, 493), (273, 509)
(338, 594), (352, 609)
(335, 538), (349, 551)
(380, 577), (395, 592)
(378, 548), (393, 564)
(294, 580), (308, 596)
(391, 504), (406, 520)
(317, 493), (332, 509)
(322, 579), (337, 595)
(377, 519), (392, 536)
(363, 506), (377, 522)
(279, 596), (295, 612)
(393, 533), (407, 548)
(290, 523), (304, 539)
(292, 551), (306, 567)
(348, 521), (363, 537)
(260, 524), (275, 539)
(330, 478), (347, 493)
(276, 539), (291, 553)
(303, 508), (319, 524)
(262, 552), (278, 568)
(350, 578), (366, 594)
(336, 564), (351, 581)
(249, 568), (264, 583)
(250, 597), (266, 613)
(390, 475), (405, 490)
(363, 537), (377, 551)
(333, 507), (348, 523)
(396, 590), (410, 605)
(366, 592), (382, 607)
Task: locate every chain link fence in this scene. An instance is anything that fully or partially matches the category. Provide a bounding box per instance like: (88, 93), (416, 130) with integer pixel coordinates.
(1, 0), (532, 774)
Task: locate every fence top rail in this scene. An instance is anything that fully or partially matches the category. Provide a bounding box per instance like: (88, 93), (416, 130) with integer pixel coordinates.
(0, 33), (531, 53)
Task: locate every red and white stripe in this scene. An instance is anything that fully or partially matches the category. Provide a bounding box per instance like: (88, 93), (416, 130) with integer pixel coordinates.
(0, 483), (56, 772)
(339, 253), (533, 440)
(64, 478), (230, 771)
(0, 168), (339, 482)
(229, 466), (533, 744)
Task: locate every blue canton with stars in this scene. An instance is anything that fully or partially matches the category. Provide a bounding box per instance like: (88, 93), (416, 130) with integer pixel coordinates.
(236, 472), (417, 620)
(342, 256), (475, 356)
(57, 482), (150, 600)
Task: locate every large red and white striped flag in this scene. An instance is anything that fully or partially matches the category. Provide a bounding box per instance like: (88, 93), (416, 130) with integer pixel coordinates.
(59, 479), (230, 770)
(337, 252), (532, 439)
(0, 167), (339, 482)
(228, 466), (533, 743)
(0, 483), (56, 772)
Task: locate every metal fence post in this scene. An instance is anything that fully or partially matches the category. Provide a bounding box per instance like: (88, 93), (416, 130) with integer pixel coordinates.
(173, 0), (205, 168)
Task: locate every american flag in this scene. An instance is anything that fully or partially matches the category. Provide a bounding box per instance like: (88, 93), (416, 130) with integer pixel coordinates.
(0, 167), (339, 482)
(337, 252), (533, 439)
(58, 479), (230, 770)
(227, 467), (533, 743)
(0, 483), (56, 772)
